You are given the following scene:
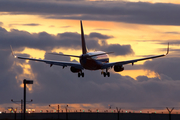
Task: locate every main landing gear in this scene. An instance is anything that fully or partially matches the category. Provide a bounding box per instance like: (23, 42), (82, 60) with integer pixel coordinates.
(101, 69), (110, 77)
(78, 72), (84, 77)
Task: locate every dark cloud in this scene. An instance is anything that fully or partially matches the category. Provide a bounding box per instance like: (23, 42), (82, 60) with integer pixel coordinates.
(143, 57), (180, 80)
(0, 42), (180, 110)
(0, 27), (7, 33)
(56, 0), (85, 1)
(0, 26), (133, 56)
(19, 58), (180, 109)
(0, 22), (3, 26)
(164, 32), (180, 34)
(0, 50), (24, 104)
(160, 40), (180, 46)
(0, 49), (178, 109)
(0, 0), (180, 25)
(60, 26), (71, 28)
(93, 29), (111, 31)
(101, 44), (134, 56)
(136, 76), (149, 82)
(9, 23), (41, 27)
(22, 23), (40, 26)
(89, 32), (113, 40)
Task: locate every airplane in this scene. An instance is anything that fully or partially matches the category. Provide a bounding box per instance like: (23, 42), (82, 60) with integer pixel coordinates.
(11, 20), (169, 77)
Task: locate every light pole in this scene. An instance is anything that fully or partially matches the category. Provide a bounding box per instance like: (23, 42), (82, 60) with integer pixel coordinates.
(65, 105), (68, 120)
(23, 79), (33, 120)
(116, 107), (121, 120)
(166, 107), (174, 120)
(11, 99), (23, 120)
(49, 104), (60, 120)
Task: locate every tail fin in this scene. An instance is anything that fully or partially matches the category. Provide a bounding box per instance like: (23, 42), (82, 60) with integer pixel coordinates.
(80, 20), (88, 54)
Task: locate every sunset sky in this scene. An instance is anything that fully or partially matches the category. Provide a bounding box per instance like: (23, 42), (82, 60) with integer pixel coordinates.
(0, 0), (180, 113)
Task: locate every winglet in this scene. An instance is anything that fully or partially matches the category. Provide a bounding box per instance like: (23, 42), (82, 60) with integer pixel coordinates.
(10, 45), (17, 58)
(166, 42), (169, 55)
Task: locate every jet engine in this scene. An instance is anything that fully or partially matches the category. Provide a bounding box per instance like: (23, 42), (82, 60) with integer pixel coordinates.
(70, 67), (81, 73)
(114, 65), (124, 72)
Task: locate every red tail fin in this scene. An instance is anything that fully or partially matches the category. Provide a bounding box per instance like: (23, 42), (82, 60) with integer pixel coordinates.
(81, 20), (88, 54)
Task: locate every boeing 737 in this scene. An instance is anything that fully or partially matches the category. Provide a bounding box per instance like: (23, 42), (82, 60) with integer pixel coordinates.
(11, 21), (169, 77)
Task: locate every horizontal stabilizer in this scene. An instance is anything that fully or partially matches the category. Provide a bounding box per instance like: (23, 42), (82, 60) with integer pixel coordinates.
(87, 52), (114, 58)
(48, 53), (81, 58)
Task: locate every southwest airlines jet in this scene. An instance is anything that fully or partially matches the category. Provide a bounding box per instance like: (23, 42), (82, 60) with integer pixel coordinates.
(11, 21), (169, 77)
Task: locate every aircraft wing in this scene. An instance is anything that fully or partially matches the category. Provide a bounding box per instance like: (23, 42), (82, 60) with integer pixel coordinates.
(16, 56), (83, 69)
(101, 43), (169, 69)
(10, 46), (83, 69)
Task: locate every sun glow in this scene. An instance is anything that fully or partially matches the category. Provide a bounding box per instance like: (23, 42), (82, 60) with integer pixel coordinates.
(120, 69), (160, 80)
(11, 61), (38, 91)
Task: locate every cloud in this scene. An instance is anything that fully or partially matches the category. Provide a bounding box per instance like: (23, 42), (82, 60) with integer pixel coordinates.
(0, 26), (134, 56)
(0, 42), (180, 111)
(60, 26), (72, 28)
(93, 29), (111, 31)
(89, 32), (113, 40)
(0, 1), (180, 25)
(9, 23), (41, 27)
(0, 50), (23, 104)
(101, 44), (134, 56)
(0, 50), (177, 108)
(0, 27), (7, 33)
(143, 57), (180, 80)
(160, 40), (180, 46)
(16, 58), (180, 109)
(0, 22), (3, 26)
(164, 32), (180, 34)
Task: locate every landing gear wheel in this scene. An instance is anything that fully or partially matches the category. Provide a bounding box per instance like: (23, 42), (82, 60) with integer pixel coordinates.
(82, 73), (84, 77)
(101, 71), (110, 77)
(78, 73), (81, 77)
(78, 72), (84, 77)
(103, 72), (106, 77)
(107, 72), (110, 77)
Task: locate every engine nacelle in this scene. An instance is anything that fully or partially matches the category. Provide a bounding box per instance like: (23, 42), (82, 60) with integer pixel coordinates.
(114, 65), (124, 72)
(70, 67), (81, 73)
